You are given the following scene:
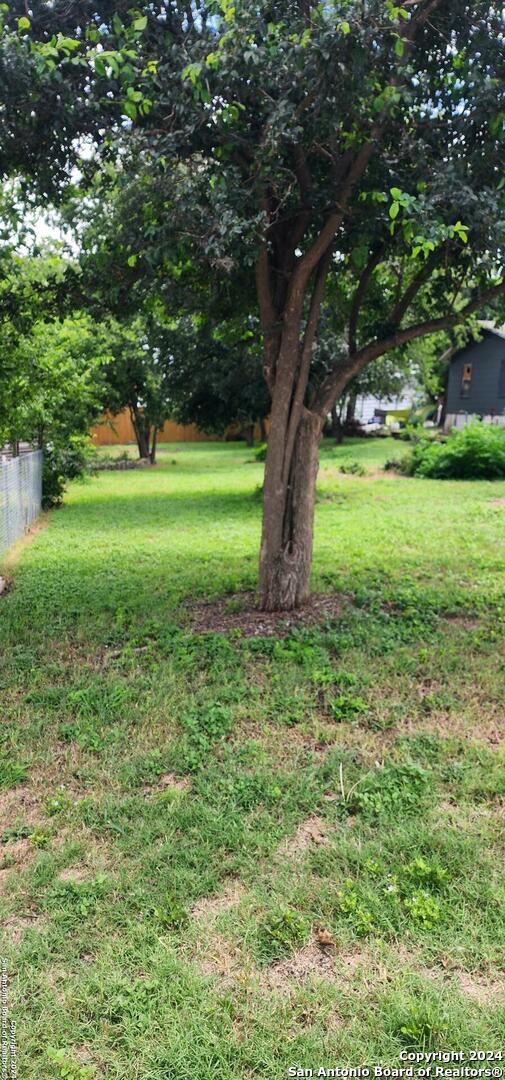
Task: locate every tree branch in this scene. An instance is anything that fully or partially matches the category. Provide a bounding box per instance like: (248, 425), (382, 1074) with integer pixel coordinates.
(282, 245), (334, 481)
(314, 280), (505, 416)
(255, 232), (278, 393)
(349, 245), (386, 354)
(389, 247), (443, 327)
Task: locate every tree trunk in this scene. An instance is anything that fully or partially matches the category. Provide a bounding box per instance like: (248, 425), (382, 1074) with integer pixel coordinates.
(149, 428), (158, 464)
(259, 417), (267, 443)
(259, 409), (322, 611)
(331, 405), (344, 443)
(130, 407), (150, 459)
(242, 422), (254, 448)
(345, 394), (357, 424)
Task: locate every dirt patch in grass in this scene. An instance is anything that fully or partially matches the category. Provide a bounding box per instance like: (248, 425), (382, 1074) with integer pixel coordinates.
(197, 932), (253, 986)
(187, 591), (346, 637)
(0, 788), (45, 869)
(281, 815), (329, 858)
(192, 880), (246, 920)
(266, 942), (373, 991)
(3, 913), (45, 946)
(454, 970), (505, 1004)
(58, 864), (92, 884)
(143, 772), (191, 797)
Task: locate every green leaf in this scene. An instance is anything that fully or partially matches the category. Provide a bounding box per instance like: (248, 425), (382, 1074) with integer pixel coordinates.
(18, 15), (31, 30)
(390, 187), (403, 201)
(133, 15), (148, 31)
(395, 37), (405, 57)
(127, 254), (138, 267)
(338, 20), (350, 35)
(182, 62), (203, 86)
(389, 202), (400, 220)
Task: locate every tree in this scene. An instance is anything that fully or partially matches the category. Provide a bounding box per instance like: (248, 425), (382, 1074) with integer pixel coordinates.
(1, 2), (504, 607)
(101, 319), (173, 462)
(0, 311), (109, 505)
(157, 316), (270, 445)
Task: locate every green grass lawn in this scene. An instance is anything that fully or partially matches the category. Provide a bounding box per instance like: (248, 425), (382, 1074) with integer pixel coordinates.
(1, 438), (505, 1079)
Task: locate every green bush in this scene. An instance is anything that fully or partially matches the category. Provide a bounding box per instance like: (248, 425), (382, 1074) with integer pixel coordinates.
(43, 435), (96, 508)
(404, 422), (505, 480)
(338, 458), (366, 476)
(253, 442), (267, 462)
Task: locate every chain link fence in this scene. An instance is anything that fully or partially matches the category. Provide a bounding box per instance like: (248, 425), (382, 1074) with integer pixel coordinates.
(0, 450), (43, 556)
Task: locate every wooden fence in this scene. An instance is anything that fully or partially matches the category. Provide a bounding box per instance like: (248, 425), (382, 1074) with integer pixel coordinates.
(90, 412), (221, 446)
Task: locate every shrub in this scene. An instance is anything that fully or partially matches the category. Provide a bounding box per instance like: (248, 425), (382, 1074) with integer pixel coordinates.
(338, 459), (366, 476)
(253, 442), (267, 462)
(43, 435), (96, 508)
(404, 421), (505, 480)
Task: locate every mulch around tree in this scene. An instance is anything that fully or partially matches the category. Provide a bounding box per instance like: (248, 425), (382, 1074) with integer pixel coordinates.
(186, 591), (346, 637)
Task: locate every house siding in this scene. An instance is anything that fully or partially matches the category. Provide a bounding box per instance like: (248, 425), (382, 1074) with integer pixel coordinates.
(446, 332), (505, 419)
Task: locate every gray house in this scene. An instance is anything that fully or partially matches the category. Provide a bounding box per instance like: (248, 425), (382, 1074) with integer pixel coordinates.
(445, 328), (505, 430)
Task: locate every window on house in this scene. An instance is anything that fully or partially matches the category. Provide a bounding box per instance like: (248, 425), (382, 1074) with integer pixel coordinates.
(499, 359), (505, 397)
(461, 362), (472, 398)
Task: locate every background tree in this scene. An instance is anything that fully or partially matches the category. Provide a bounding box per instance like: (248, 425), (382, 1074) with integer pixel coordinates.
(158, 316), (270, 445)
(0, 310), (109, 505)
(101, 319), (173, 463)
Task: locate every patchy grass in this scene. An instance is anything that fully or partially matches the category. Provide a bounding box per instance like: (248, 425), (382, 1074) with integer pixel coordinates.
(1, 438), (505, 1078)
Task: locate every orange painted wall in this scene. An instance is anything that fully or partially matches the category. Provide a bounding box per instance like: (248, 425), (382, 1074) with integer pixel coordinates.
(91, 412), (221, 446)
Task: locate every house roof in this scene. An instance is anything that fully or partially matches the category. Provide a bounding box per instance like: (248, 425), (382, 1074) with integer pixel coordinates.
(447, 325), (505, 364)
(477, 322), (505, 340)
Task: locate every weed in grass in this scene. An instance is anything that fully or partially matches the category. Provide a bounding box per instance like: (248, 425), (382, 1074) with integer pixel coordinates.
(0, 755), (27, 788)
(2, 821), (33, 843)
(29, 827), (53, 849)
(46, 792), (72, 817)
(400, 857), (449, 892)
(119, 749), (167, 788)
(57, 720), (117, 753)
(256, 907), (310, 962)
(225, 597), (244, 615)
(46, 1048), (94, 1080)
(154, 898), (188, 930)
(337, 881), (377, 936)
(46, 874), (110, 927)
(403, 890), (442, 929)
(310, 667), (336, 687)
(331, 693), (369, 722)
(346, 762), (431, 819)
(178, 701), (234, 771)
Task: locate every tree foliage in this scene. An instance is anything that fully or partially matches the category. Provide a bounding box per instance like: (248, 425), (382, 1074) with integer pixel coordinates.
(0, 308), (109, 504)
(157, 316), (270, 439)
(100, 318), (174, 461)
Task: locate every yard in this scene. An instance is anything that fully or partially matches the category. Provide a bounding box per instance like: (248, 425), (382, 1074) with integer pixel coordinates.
(1, 438), (505, 1079)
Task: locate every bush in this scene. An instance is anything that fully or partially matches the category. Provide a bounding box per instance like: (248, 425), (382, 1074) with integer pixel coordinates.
(403, 421), (505, 480)
(43, 436), (96, 509)
(253, 442), (267, 462)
